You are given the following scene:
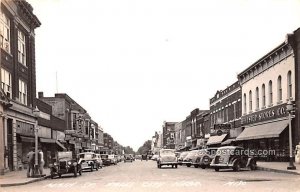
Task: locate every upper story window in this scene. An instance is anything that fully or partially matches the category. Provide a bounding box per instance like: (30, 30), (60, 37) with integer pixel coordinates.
(0, 12), (10, 53)
(1, 68), (12, 98)
(249, 90), (252, 112)
(269, 80), (273, 106)
(262, 84), (266, 108)
(18, 30), (26, 66)
(277, 76), (282, 102)
(19, 79), (27, 105)
(255, 87), (259, 110)
(287, 71), (292, 99)
(243, 93), (247, 114)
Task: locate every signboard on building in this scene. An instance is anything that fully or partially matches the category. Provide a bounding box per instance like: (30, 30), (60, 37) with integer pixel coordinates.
(65, 130), (76, 135)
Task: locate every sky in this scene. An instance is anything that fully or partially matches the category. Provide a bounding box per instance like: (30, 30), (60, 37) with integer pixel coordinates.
(26, 0), (300, 151)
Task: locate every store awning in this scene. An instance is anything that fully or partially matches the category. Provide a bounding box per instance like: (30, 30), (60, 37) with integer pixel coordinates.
(221, 138), (236, 146)
(20, 136), (35, 143)
(206, 134), (227, 146)
(56, 140), (67, 150)
(40, 138), (56, 143)
(236, 120), (288, 141)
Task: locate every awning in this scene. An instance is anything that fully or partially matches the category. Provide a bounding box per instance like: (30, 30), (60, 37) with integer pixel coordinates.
(206, 134), (227, 146)
(20, 136), (35, 143)
(236, 120), (288, 141)
(221, 138), (236, 146)
(56, 140), (67, 150)
(40, 138), (56, 143)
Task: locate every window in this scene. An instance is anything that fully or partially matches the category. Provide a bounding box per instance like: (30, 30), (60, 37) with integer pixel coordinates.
(277, 76), (282, 102)
(18, 30), (26, 65)
(18, 79), (27, 105)
(0, 12), (10, 53)
(1, 69), (12, 98)
(287, 71), (292, 99)
(249, 90), (252, 111)
(243, 93), (247, 114)
(256, 87), (259, 110)
(269, 80), (273, 106)
(262, 84), (266, 107)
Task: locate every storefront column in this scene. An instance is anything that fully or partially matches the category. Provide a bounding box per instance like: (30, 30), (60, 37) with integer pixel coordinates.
(12, 119), (17, 171)
(3, 116), (8, 170)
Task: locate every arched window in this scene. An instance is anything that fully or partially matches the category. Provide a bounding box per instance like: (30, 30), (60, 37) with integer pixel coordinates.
(243, 93), (247, 114)
(269, 80), (273, 106)
(249, 90), (252, 112)
(287, 71), (292, 99)
(277, 76), (282, 102)
(262, 84), (266, 107)
(256, 87), (259, 110)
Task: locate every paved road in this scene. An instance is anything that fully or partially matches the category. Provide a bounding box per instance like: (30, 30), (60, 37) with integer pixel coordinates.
(2, 160), (299, 192)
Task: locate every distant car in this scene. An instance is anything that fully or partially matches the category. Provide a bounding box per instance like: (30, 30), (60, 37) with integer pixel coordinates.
(157, 149), (178, 168)
(124, 154), (133, 162)
(177, 151), (189, 165)
(193, 148), (218, 169)
(78, 152), (99, 171)
(49, 151), (82, 179)
(151, 154), (159, 161)
(108, 155), (117, 165)
(182, 150), (201, 167)
(135, 155), (142, 160)
(101, 154), (111, 166)
(210, 146), (257, 172)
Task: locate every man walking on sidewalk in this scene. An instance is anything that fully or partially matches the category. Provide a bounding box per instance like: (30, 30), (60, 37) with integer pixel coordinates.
(26, 147), (35, 178)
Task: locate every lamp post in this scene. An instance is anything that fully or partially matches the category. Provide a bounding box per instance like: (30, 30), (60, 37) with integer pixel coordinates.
(33, 106), (41, 177)
(286, 101), (296, 170)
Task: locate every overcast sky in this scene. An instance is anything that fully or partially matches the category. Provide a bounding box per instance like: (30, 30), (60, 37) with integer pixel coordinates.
(27, 0), (300, 151)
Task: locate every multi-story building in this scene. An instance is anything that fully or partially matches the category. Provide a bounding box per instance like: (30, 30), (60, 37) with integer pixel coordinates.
(175, 121), (184, 151)
(103, 133), (114, 154)
(0, 0), (41, 173)
(162, 121), (177, 149)
(237, 34), (298, 161)
(207, 81), (242, 147)
(95, 125), (104, 153)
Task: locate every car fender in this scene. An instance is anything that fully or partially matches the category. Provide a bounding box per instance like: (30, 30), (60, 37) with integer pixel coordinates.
(231, 158), (239, 166)
(246, 158), (256, 167)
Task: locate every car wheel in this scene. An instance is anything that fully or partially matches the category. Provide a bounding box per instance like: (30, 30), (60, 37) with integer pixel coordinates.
(91, 165), (93, 172)
(187, 164), (191, 167)
(250, 162), (257, 170)
(74, 167), (77, 177)
(96, 164), (99, 171)
(194, 164), (199, 168)
(50, 171), (54, 179)
(214, 168), (219, 172)
(79, 169), (82, 176)
(233, 162), (241, 172)
(58, 173), (62, 178)
(201, 165), (206, 169)
(175, 164), (178, 168)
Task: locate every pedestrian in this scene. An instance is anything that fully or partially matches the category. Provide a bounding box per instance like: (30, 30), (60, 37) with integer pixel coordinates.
(38, 148), (45, 176)
(26, 147), (35, 178)
(295, 142), (300, 164)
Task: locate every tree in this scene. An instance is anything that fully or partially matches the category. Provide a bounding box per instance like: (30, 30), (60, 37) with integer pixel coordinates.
(137, 140), (152, 155)
(124, 146), (135, 155)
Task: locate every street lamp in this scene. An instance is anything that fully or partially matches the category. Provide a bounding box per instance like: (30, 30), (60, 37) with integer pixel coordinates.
(286, 101), (296, 170)
(33, 106), (41, 177)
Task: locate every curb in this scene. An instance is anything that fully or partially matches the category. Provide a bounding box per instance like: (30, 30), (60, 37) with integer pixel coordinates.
(0, 175), (50, 187)
(257, 166), (300, 175)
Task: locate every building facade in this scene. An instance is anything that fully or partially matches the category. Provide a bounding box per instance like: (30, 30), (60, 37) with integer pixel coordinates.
(0, 0), (41, 173)
(162, 121), (176, 149)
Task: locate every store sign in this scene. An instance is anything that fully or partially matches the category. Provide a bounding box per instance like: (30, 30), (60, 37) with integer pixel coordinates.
(241, 104), (288, 126)
(16, 121), (34, 136)
(65, 130), (76, 135)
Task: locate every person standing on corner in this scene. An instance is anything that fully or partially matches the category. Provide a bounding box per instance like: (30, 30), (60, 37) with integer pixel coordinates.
(38, 148), (45, 176)
(295, 142), (300, 164)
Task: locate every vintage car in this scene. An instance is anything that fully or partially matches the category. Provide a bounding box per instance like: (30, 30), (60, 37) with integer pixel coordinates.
(101, 154), (111, 166)
(157, 149), (178, 168)
(124, 154), (133, 162)
(177, 151), (189, 165)
(49, 151), (82, 179)
(193, 147), (218, 169)
(210, 146), (257, 172)
(108, 154), (118, 165)
(182, 150), (201, 167)
(78, 152), (99, 171)
(94, 154), (103, 169)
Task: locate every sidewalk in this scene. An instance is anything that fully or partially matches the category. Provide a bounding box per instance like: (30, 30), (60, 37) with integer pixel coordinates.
(257, 161), (300, 175)
(0, 168), (50, 187)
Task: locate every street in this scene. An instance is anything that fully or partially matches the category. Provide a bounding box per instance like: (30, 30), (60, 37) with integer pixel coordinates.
(1, 160), (299, 192)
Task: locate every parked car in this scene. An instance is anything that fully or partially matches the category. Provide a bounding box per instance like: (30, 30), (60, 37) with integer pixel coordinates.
(193, 147), (218, 169)
(78, 152), (99, 171)
(177, 151), (189, 165)
(94, 154), (103, 169)
(124, 154), (133, 162)
(135, 155), (142, 160)
(101, 154), (111, 166)
(151, 154), (159, 161)
(157, 149), (178, 168)
(210, 146), (257, 172)
(49, 151), (82, 179)
(108, 155), (117, 165)
(182, 150), (201, 167)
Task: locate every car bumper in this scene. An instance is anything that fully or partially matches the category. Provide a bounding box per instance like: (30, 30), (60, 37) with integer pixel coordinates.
(210, 163), (234, 169)
(159, 162), (178, 165)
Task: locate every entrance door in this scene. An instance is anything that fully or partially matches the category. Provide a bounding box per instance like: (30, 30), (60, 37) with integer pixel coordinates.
(7, 119), (13, 171)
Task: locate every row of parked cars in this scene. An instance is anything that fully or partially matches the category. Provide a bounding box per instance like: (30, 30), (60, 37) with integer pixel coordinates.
(49, 151), (123, 179)
(156, 146), (257, 172)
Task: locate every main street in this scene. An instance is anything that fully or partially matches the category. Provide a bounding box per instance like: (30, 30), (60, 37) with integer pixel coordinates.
(2, 160), (299, 192)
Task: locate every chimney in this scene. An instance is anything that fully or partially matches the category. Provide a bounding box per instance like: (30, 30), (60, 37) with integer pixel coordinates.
(38, 92), (44, 99)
